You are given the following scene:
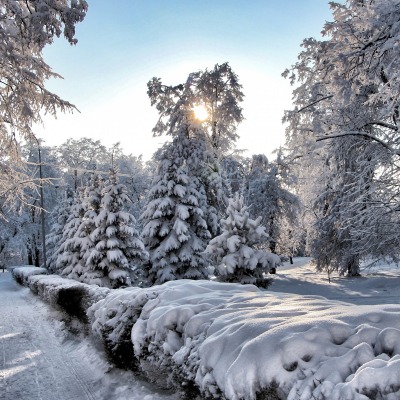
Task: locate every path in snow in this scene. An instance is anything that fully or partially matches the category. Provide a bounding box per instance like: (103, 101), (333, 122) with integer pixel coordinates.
(0, 271), (180, 400)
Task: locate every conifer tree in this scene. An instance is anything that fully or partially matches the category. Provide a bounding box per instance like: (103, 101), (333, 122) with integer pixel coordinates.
(205, 193), (272, 286)
(147, 62), (244, 227)
(83, 168), (148, 288)
(71, 174), (105, 280)
(141, 132), (211, 285)
(55, 186), (87, 278)
(46, 188), (74, 273)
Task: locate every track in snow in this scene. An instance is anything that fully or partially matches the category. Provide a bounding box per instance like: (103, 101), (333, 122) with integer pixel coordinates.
(0, 271), (179, 400)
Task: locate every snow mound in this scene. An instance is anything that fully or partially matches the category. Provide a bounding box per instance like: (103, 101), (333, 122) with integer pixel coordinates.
(12, 270), (400, 399)
(90, 280), (400, 399)
(11, 266), (48, 285)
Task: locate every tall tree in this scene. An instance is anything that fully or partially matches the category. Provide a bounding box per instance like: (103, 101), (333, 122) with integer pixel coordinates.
(147, 62), (244, 218)
(82, 168), (148, 287)
(55, 186), (87, 278)
(141, 132), (211, 285)
(46, 188), (74, 273)
(283, 0), (400, 270)
(0, 0), (87, 212)
(57, 138), (109, 189)
(245, 152), (299, 255)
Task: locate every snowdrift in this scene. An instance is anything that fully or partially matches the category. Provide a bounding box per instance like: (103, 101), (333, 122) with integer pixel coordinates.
(90, 280), (400, 400)
(13, 268), (400, 399)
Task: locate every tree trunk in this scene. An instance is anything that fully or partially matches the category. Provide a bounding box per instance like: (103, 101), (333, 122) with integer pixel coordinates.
(346, 255), (360, 276)
(27, 244), (33, 265)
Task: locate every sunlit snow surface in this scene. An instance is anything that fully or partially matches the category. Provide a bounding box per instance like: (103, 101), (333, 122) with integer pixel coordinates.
(89, 259), (400, 400)
(9, 259), (400, 399)
(0, 271), (179, 400)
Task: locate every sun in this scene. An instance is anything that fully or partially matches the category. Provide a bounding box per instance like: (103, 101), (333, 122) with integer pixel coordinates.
(193, 105), (208, 121)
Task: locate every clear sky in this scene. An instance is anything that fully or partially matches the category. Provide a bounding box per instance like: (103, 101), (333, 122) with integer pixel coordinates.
(35, 0), (333, 160)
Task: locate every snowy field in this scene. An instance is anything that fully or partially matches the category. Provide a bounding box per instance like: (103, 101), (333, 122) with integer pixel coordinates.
(4, 258), (400, 399)
(272, 257), (400, 305)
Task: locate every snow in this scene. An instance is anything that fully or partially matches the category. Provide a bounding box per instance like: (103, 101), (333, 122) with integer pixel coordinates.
(89, 259), (400, 399)
(0, 270), (179, 400)
(8, 258), (400, 399)
(11, 266), (48, 285)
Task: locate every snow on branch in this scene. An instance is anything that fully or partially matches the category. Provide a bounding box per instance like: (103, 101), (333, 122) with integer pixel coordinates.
(316, 131), (400, 157)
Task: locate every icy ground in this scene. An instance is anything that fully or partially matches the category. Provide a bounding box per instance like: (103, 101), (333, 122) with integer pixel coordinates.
(0, 270), (180, 400)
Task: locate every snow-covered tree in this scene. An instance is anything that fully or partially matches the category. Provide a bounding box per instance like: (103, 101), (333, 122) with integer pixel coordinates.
(245, 152), (299, 255)
(0, 0), (87, 213)
(46, 188), (74, 273)
(63, 173), (105, 280)
(283, 0), (400, 270)
(147, 62), (244, 220)
(55, 186), (87, 278)
(114, 150), (152, 226)
(0, 209), (26, 266)
(205, 193), (273, 287)
(141, 133), (211, 285)
(82, 168), (148, 288)
(57, 138), (109, 189)
(148, 62), (244, 153)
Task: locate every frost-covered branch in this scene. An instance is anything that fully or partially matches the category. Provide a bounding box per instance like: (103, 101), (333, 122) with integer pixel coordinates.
(316, 132), (400, 157)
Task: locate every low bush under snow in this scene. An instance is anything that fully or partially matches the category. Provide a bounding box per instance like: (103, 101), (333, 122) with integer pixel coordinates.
(89, 279), (400, 399)
(12, 265), (400, 399)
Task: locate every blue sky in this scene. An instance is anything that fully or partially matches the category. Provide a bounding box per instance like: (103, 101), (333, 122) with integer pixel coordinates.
(37, 1), (333, 160)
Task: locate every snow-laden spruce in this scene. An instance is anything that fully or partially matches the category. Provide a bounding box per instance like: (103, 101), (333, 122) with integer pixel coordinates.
(55, 186), (87, 278)
(141, 134), (211, 285)
(54, 169), (147, 288)
(57, 175), (105, 281)
(46, 188), (74, 273)
(245, 152), (300, 257)
(83, 168), (148, 288)
(205, 193), (277, 286)
(147, 62), (244, 228)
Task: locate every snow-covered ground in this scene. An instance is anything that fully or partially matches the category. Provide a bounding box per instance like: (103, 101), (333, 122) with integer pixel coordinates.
(4, 259), (400, 399)
(272, 257), (400, 305)
(88, 258), (400, 400)
(0, 270), (179, 400)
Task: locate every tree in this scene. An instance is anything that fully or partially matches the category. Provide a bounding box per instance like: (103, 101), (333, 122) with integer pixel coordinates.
(55, 186), (87, 278)
(148, 62), (244, 153)
(113, 148), (152, 225)
(46, 188), (74, 273)
(245, 152), (299, 255)
(205, 193), (273, 287)
(63, 173), (105, 281)
(283, 0), (400, 270)
(0, 0), (87, 212)
(147, 62), (244, 218)
(0, 209), (26, 266)
(141, 133), (211, 285)
(82, 168), (148, 288)
(57, 138), (109, 190)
